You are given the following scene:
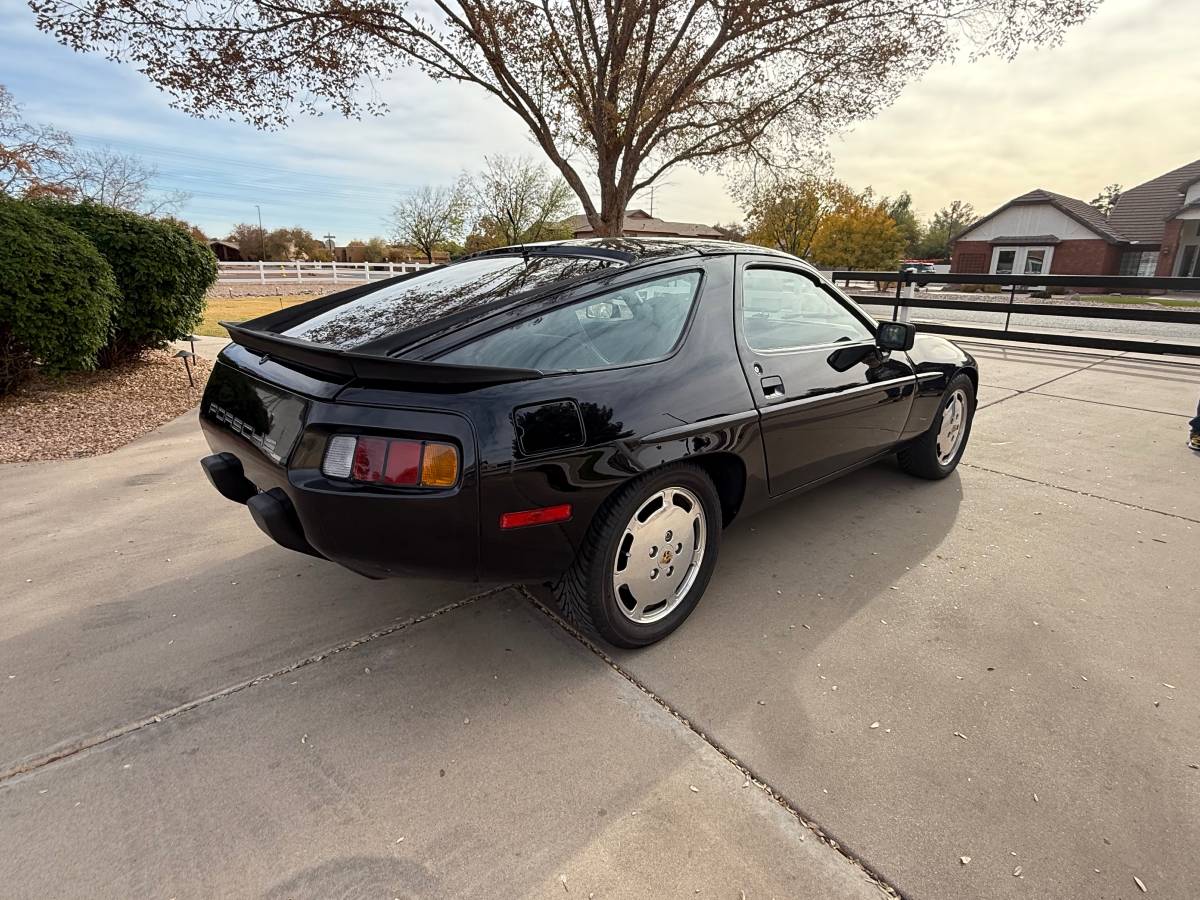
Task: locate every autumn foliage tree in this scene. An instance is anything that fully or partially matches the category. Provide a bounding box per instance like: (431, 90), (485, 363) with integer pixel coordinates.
(809, 195), (906, 271)
(32, 1), (1096, 236)
(742, 177), (858, 258)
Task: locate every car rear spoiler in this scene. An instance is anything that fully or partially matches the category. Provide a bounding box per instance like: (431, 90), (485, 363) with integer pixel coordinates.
(221, 322), (544, 386)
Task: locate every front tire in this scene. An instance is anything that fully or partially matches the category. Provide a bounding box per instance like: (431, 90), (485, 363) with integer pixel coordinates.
(554, 464), (722, 648)
(898, 373), (975, 479)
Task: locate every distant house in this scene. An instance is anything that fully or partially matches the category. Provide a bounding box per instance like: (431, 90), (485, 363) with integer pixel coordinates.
(951, 159), (1200, 278)
(208, 240), (243, 262)
(334, 244), (451, 264)
(566, 208), (724, 239)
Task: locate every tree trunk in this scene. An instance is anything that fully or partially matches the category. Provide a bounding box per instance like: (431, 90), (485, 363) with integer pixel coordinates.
(587, 187), (631, 237)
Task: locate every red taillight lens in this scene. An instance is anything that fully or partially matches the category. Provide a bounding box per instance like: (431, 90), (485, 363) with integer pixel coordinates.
(500, 504), (572, 529)
(351, 437), (387, 482)
(382, 440), (421, 485)
(323, 435), (459, 488)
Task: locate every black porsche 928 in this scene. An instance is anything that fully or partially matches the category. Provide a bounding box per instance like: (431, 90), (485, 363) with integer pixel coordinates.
(200, 239), (977, 648)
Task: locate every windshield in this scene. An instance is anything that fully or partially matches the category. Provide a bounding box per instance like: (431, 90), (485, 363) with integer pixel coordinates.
(282, 254), (618, 349)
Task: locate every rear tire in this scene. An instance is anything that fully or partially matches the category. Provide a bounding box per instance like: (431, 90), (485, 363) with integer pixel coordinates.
(898, 373), (975, 479)
(554, 464), (722, 648)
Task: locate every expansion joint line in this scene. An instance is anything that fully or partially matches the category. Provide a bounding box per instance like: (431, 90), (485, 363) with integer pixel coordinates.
(962, 463), (1200, 524)
(0, 587), (507, 786)
(518, 586), (907, 900)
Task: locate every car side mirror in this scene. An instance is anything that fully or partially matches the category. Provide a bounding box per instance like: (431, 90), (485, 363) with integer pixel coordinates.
(876, 321), (916, 352)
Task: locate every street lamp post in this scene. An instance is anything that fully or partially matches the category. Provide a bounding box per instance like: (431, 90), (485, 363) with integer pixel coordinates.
(255, 204), (266, 260)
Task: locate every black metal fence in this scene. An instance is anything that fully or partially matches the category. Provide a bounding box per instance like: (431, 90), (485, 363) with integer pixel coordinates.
(830, 271), (1200, 356)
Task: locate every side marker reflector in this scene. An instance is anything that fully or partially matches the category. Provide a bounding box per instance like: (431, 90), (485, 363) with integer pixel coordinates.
(500, 504), (573, 530)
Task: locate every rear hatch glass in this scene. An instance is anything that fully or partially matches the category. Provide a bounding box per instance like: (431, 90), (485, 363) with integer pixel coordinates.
(281, 255), (618, 350)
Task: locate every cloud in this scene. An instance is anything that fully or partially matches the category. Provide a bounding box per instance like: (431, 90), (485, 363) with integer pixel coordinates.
(3, 0), (1196, 235)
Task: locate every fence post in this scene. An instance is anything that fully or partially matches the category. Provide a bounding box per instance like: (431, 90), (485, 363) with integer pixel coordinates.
(389, 262), (395, 278)
(258, 260), (265, 284)
(893, 272), (903, 322)
(332, 260), (338, 282)
(296, 261), (302, 282)
(1005, 282), (1016, 332)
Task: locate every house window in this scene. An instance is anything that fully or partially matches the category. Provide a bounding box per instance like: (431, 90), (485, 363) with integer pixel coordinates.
(1119, 250), (1158, 277)
(1178, 246), (1200, 278)
(1024, 249), (1048, 274)
(990, 246), (1054, 275)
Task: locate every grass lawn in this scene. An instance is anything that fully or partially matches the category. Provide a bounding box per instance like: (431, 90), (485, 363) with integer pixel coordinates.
(197, 295), (311, 337)
(1074, 294), (1200, 308)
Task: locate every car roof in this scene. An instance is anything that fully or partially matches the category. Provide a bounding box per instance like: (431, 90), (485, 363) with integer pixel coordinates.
(469, 237), (799, 265)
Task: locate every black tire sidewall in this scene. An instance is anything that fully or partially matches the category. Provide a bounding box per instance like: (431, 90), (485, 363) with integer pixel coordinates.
(589, 466), (722, 647)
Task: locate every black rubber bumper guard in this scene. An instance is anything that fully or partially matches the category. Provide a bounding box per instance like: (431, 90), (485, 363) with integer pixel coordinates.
(200, 453), (325, 559)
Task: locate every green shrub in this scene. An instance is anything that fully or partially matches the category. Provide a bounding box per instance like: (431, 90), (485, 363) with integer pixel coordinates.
(32, 200), (218, 364)
(0, 197), (119, 394)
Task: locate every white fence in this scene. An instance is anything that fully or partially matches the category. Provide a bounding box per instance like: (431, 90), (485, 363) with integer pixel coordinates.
(217, 260), (436, 284)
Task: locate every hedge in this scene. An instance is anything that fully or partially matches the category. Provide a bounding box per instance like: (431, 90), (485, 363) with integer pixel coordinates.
(0, 197), (119, 394)
(32, 200), (218, 365)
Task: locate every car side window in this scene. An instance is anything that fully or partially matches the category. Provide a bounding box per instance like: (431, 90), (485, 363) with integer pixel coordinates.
(437, 271), (702, 371)
(741, 267), (872, 351)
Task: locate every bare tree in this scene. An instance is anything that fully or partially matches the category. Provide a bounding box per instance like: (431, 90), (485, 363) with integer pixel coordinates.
(32, 1), (1097, 236)
(467, 155), (575, 247)
(0, 84), (73, 197)
(389, 184), (468, 262)
(60, 147), (189, 215)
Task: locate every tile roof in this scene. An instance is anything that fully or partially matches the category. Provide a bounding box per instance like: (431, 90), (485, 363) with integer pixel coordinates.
(567, 211), (724, 239)
(957, 188), (1124, 244)
(1012, 189), (1126, 242)
(1108, 159), (1200, 243)
(986, 234), (1061, 245)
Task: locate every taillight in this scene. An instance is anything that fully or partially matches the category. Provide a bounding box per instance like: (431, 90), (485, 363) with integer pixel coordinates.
(322, 435), (459, 487)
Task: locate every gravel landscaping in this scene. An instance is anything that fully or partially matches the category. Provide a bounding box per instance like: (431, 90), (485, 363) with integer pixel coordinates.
(206, 282), (341, 299)
(0, 350), (211, 463)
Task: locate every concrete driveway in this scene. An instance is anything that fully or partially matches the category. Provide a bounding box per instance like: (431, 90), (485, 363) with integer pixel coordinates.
(1, 340), (1197, 899)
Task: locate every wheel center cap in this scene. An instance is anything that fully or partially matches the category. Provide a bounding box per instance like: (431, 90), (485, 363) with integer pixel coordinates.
(660, 549), (673, 565)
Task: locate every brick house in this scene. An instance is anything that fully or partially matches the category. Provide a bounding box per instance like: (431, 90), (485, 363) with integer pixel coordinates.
(951, 159), (1200, 278)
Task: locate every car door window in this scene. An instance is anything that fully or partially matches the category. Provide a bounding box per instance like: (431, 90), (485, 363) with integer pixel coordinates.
(438, 271), (701, 371)
(741, 268), (872, 351)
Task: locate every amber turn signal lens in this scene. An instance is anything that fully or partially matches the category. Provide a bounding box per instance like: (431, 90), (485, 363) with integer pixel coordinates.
(420, 442), (458, 487)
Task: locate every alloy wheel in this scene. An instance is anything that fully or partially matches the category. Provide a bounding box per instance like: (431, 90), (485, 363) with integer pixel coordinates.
(611, 486), (707, 624)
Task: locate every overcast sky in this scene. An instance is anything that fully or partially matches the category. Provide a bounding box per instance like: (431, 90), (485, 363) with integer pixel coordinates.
(2, 0), (1197, 240)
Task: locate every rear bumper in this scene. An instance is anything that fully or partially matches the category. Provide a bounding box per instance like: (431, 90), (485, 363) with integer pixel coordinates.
(200, 416), (487, 581)
(198, 350), (596, 584)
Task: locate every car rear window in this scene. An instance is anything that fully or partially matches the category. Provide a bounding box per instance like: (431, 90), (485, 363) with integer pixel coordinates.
(282, 254), (618, 349)
(437, 271), (701, 372)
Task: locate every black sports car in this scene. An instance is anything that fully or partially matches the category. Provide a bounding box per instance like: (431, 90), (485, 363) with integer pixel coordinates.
(200, 239), (977, 647)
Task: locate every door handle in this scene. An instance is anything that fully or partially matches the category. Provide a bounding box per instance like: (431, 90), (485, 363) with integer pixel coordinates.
(760, 375), (785, 397)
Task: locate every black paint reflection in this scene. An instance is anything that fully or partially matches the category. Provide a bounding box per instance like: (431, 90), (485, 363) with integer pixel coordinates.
(283, 255), (617, 349)
(201, 364), (308, 464)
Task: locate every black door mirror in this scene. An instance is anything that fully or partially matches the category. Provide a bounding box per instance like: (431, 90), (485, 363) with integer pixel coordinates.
(876, 321), (916, 352)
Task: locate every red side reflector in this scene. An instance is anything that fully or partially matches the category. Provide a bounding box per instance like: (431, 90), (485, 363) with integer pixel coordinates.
(500, 504), (572, 530)
(382, 440), (421, 485)
(351, 436), (387, 482)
